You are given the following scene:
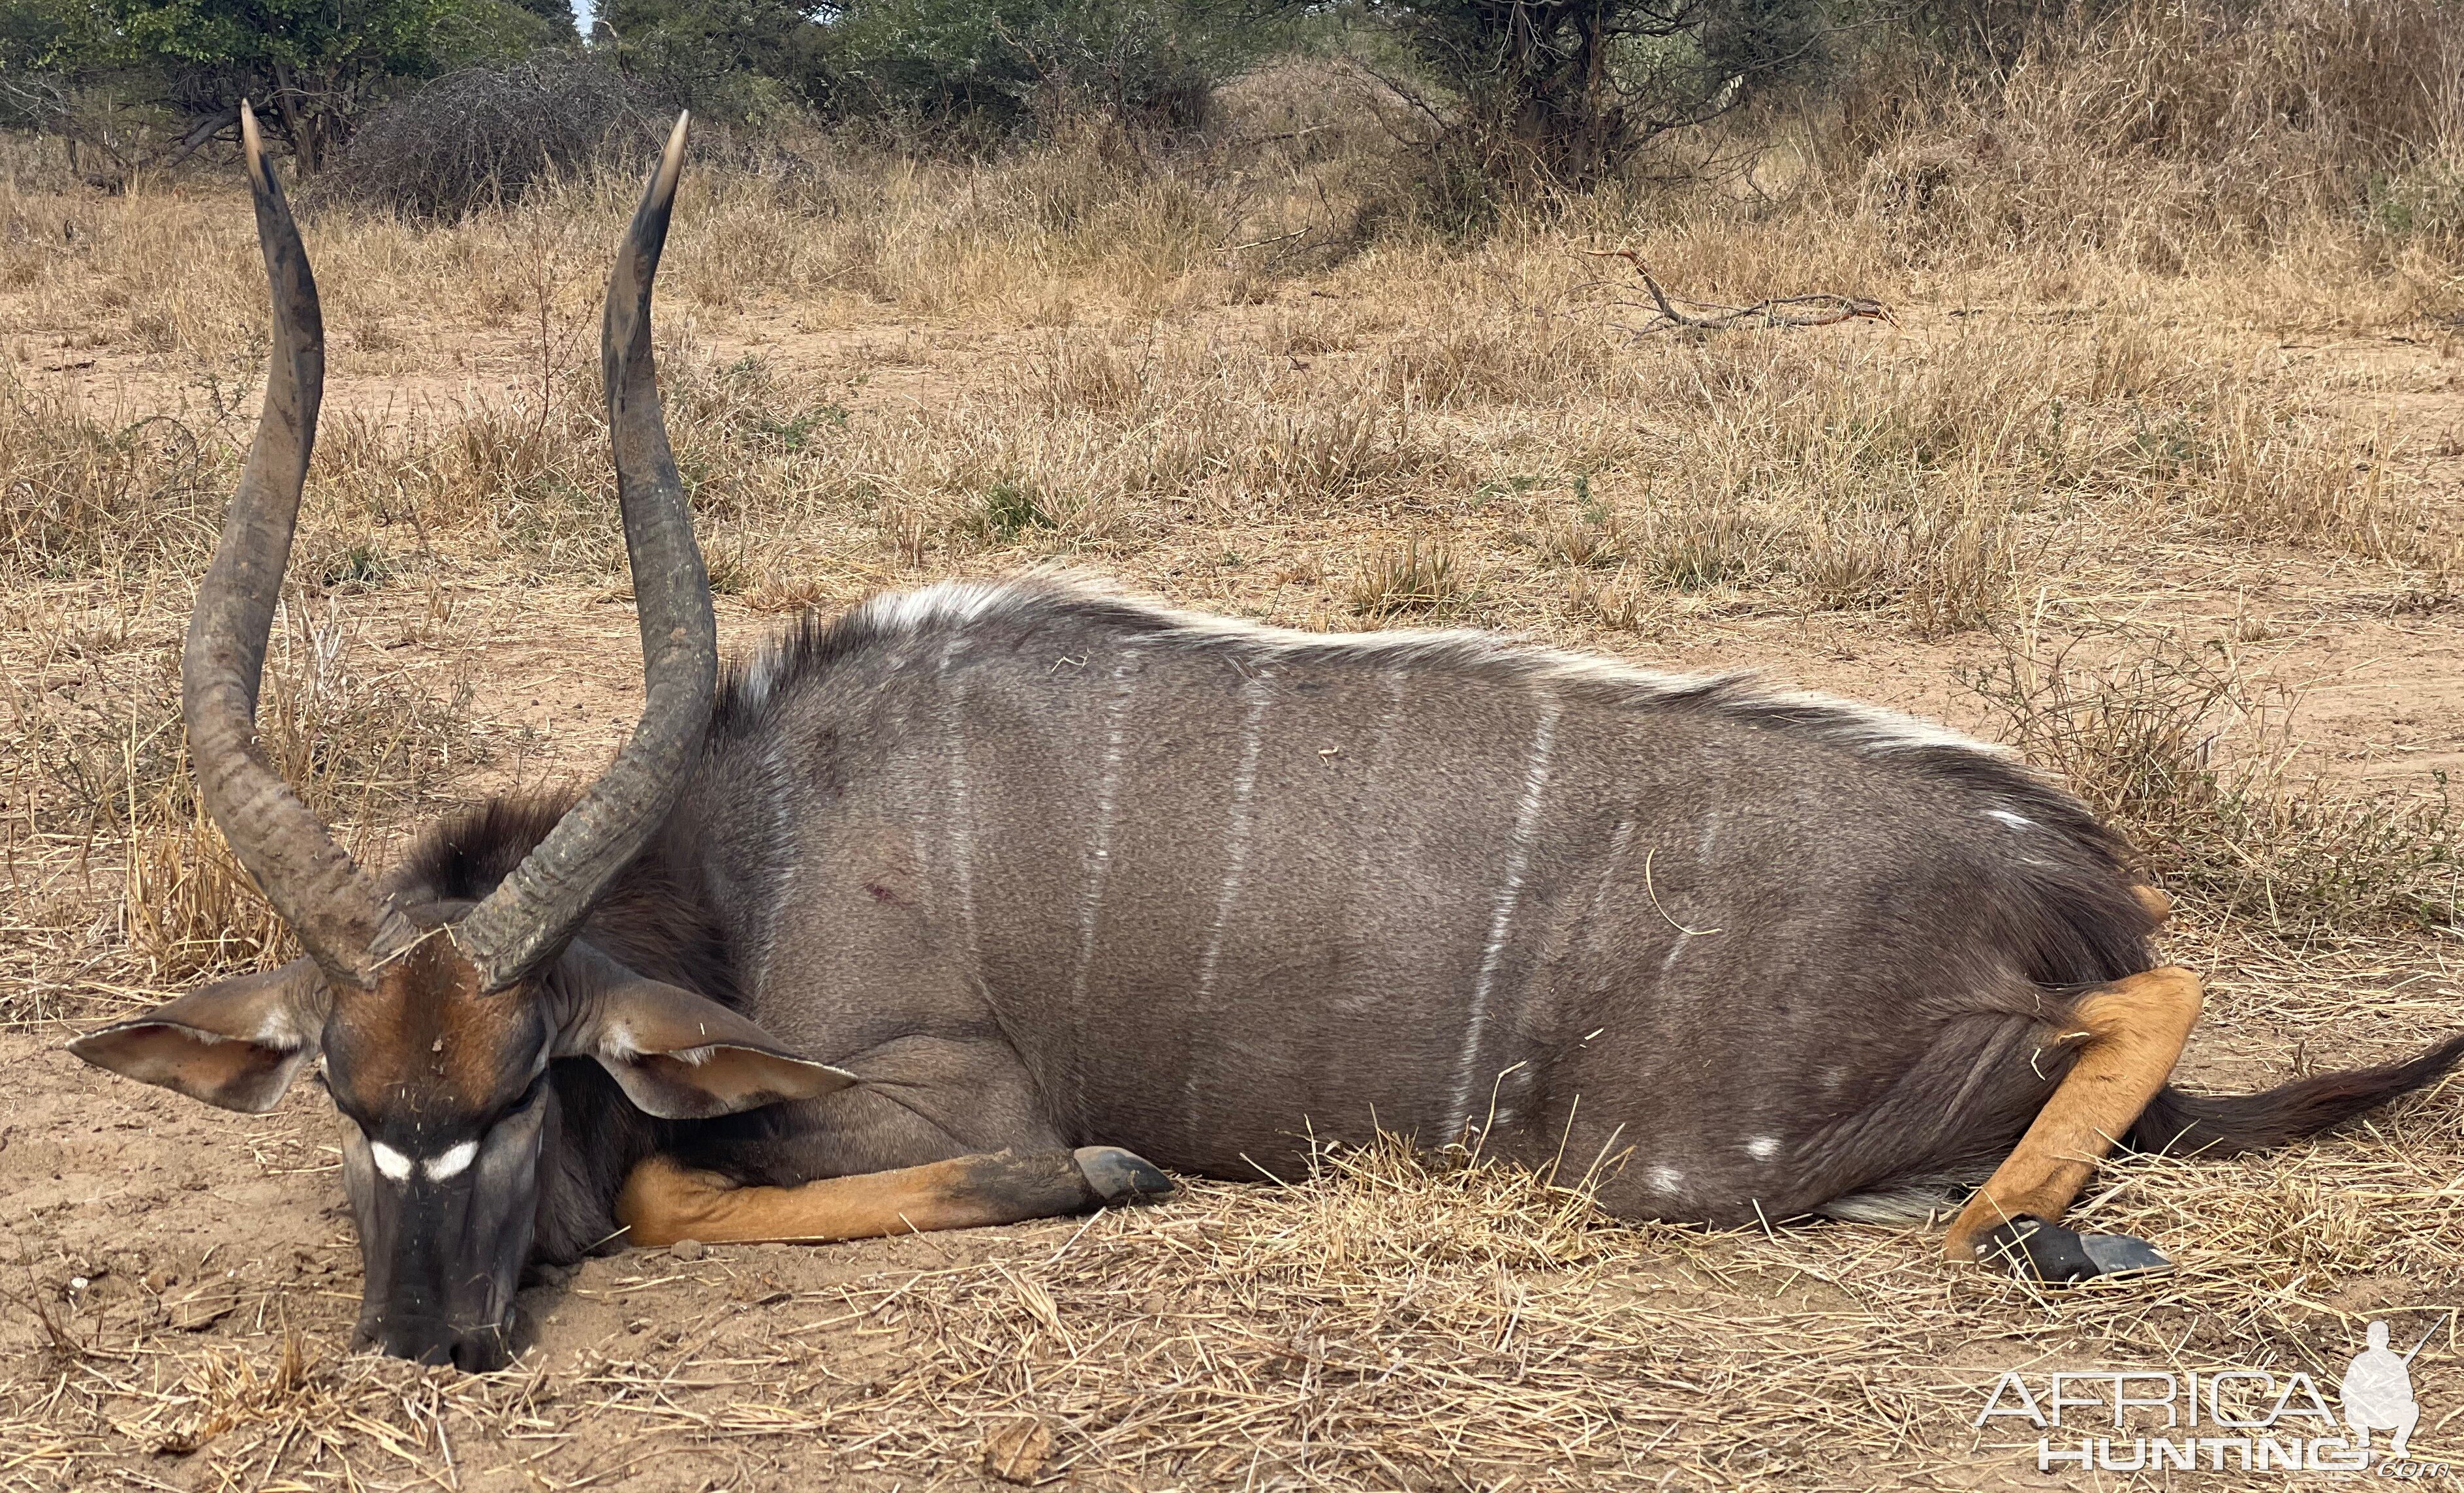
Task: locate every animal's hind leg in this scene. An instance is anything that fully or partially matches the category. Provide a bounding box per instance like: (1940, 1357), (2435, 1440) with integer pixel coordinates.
(617, 1147), (1173, 1247)
(1944, 966), (2203, 1279)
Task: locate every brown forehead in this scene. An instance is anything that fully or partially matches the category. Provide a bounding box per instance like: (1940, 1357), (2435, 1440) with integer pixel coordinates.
(325, 934), (536, 1116)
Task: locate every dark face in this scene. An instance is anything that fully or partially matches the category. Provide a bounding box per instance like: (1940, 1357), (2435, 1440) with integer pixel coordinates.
(69, 915), (859, 1374)
(320, 934), (551, 1372)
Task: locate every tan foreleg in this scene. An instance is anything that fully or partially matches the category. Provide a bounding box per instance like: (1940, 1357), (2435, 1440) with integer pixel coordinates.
(617, 1146), (1168, 1247)
(1944, 966), (2204, 1262)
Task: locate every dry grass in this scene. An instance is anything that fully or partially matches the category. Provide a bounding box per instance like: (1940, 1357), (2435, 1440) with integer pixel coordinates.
(1966, 622), (2460, 941)
(0, 384), (230, 579)
(3, 589), (485, 997)
(1349, 538), (1466, 619)
(7, 29), (2464, 1485)
(11, 1098), (2464, 1489)
(1845, 0), (2464, 269)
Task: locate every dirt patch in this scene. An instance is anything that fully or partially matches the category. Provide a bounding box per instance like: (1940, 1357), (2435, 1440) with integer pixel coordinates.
(10, 162), (2464, 1488)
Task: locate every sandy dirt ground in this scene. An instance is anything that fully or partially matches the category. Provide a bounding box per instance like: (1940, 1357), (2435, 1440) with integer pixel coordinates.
(8, 215), (2464, 1490)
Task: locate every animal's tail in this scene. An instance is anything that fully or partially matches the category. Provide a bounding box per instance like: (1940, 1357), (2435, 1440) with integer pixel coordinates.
(2126, 1034), (2464, 1158)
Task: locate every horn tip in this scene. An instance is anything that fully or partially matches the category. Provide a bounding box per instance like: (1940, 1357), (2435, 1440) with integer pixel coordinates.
(239, 101), (268, 191)
(653, 112), (689, 202)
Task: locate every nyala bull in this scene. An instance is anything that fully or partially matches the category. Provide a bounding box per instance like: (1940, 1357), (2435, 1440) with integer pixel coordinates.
(72, 112), (2464, 1371)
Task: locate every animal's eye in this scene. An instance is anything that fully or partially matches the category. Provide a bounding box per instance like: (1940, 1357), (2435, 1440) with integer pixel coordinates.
(497, 1068), (548, 1124)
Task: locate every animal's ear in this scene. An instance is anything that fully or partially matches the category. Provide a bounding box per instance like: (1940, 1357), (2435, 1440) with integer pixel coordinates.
(67, 959), (328, 1114)
(553, 947), (858, 1120)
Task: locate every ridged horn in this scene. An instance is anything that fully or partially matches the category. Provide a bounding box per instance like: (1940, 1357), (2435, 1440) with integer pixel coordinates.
(184, 103), (416, 991)
(453, 114), (717, 991)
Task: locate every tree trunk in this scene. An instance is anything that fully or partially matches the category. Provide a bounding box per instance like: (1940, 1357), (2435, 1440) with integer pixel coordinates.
(269, 63), (321, 174)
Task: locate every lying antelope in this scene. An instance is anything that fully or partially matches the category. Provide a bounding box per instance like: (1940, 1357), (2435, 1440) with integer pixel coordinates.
(74, 114), (2464, 1371)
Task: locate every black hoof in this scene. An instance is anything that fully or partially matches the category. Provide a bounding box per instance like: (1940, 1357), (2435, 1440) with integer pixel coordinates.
(1980, 1215), (2173, 1284)
(1073, 1146), (1175, 1207)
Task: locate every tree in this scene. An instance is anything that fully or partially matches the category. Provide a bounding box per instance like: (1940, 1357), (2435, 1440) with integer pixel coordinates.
(1371, 0), (1827, 189)
(5, 0), (561, 171)
(815, 0), (1285, 131)
(0, 0), (86, 72)
(595, 0), (817, 119)
(591, 0), (1294, 132)
(1, 0), (183, 175)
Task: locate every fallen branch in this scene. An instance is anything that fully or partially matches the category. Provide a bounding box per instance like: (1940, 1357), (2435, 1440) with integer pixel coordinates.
(1583, 249), (1895, 333)
(163, 106), (243, 171)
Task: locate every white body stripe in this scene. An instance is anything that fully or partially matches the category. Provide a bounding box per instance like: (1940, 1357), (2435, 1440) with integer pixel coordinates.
(1580, 814), (1636, 962)
(1194, 671), (1273, 1009)
(939, 636), (980, 975)
(1320, 670), (1410, 1016)
(752, 739), (796, 991)
(1067, 641), (1145, 1009)
(1448, 692), (1561, 1130)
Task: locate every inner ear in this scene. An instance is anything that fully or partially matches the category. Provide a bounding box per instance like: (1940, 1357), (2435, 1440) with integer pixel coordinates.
(550, 944), (858, 1120)
(68, 959), (327, 1114)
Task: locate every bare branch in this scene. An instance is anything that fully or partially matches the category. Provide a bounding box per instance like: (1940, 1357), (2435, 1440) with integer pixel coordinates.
(1582, 249), (1896, 333)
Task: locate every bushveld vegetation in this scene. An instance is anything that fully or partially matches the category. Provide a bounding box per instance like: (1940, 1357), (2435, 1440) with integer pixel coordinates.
(6, 1), (2464, 1486)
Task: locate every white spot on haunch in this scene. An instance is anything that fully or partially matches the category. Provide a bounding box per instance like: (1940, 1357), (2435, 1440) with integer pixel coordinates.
(1987, 808), (2034, 830)
(1645, 1165), (1683, 1193)
(369, 1141), (413, 1184)
(1746, 1136), (1780, 1162)
(426, 1141), (478, 1181)
(1448, 691), (1561, 1130)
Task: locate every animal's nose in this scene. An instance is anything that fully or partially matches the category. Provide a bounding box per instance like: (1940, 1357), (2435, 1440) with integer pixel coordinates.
(369, 1314), (459, 1366)
(449, 1332), (511, 1373)
(367, 1315), (509, 1372)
